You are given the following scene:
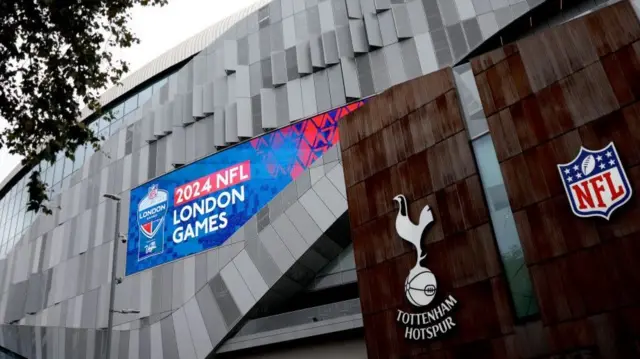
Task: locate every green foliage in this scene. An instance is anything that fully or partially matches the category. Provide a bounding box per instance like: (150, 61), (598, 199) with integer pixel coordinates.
(0, 0), (167, 214)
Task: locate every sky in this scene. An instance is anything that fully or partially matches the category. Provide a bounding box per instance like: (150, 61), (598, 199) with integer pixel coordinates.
(0, 0), (258, 184)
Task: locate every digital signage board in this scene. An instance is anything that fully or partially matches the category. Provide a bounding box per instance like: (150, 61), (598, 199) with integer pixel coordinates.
(125, 100), (366, 276)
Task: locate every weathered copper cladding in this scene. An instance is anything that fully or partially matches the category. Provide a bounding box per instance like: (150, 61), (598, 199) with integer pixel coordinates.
(341, 1), (640, 358)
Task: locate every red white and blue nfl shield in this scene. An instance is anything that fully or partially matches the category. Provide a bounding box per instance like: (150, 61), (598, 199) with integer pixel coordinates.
(137, 184), (168, 260)
(557, 142), (633, 220)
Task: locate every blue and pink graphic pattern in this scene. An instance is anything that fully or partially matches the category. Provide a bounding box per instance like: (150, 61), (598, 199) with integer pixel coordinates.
(125, 101), (365, 276)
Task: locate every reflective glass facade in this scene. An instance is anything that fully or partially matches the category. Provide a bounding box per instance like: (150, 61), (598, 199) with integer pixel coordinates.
(454, 63), (538, 318)
(0, 76), (169, 259)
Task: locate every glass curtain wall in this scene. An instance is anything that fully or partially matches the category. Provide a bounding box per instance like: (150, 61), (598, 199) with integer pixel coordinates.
(0, 74), (171, 258)
(454, 63), (539, 319)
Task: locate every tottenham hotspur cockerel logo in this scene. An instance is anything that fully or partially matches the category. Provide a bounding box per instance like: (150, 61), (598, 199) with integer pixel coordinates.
(393, 195), (458, 341)
(393, 195), (437, 307)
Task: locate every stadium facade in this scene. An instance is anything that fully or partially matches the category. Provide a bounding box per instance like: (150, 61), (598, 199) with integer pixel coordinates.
(0, 0), (638, 358)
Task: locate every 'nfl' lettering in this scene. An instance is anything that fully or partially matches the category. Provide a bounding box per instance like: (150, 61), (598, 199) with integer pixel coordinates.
(571, 170), (625, 210)
(558, 142), (632, 220)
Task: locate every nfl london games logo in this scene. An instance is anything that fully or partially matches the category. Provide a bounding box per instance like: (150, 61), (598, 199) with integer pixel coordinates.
(557, 142), (633, 220)
(137, 184), (169, 260)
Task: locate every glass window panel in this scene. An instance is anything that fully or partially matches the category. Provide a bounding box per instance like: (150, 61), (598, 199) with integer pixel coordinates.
(5, 196), (13, 220)
(25, 170), (33, 186)
(3, 222), (9, 243)
(0, 203), (5, 229)
(53, 160), (64, 185)
(63, 156), (73, 179)
(39, 159), (49, 172)
(98, 127), (109, 139)
(110, 117), (123, 135)
(7, 236), (14, 253)
(18, 176), (26, 189)
(86, 143), (96, 161)
(15, 193), (22, 216)
(73, 145), (86, 172)
(97, 115), (109, 131)
(89, 120), (99, 133)
(111, 103), (124, 121)
(124, 95), (139, 115)
(45, 166), (54, 188)
(258, 5), (270, 27)
(152, 77), (168, 93)
(8, 215), (16, 238)
(15, 212), (24, 235)
(453, 64), (488, 139)
(21, 211), (28, 232)
(21, 186), (27, 208)
(473, 135), (539, 318)
(52, 181), (61, 196)
(342, 244), (355, 271)
(138, 86), (152, 106)
(12, 190), (20, 215)
(23, 210), (30, 228)
(20, 210), (27, 231)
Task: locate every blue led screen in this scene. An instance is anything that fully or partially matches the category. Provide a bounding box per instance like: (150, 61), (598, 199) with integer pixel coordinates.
(125, 101), (365, 275)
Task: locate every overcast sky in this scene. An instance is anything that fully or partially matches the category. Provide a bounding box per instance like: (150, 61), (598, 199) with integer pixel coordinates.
(0, 0), (257, 183)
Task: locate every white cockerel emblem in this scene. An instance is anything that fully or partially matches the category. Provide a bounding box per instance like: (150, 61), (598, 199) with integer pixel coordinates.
(393, 194), (437, 307)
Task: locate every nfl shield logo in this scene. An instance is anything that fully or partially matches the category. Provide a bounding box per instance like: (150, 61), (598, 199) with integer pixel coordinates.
(557, 142), (633, 220)
(137, 184), (169, 260)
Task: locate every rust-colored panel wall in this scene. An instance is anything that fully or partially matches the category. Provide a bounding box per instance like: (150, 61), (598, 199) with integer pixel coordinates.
(341, 2), (640, 358)
(339, 68), (516, 359)
(471, 1), (640, 358)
